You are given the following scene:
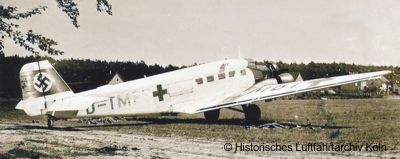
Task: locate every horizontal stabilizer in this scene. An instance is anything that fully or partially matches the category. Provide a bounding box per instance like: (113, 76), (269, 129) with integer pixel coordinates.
(46, 96), (108, 118)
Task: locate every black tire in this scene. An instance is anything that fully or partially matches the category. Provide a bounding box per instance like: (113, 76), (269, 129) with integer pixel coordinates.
(242, 104), (261, 123)
(204, 109), (220, 122)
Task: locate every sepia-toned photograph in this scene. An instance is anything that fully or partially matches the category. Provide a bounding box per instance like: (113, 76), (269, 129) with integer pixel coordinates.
(0, 0), (399, 158)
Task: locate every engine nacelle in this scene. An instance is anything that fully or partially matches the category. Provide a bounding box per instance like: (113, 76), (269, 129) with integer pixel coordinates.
(278, 73), (294, 83)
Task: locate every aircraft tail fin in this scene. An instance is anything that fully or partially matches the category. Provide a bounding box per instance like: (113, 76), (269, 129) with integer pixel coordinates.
(17, 60), (73, 116)
(19, 60), (72, 100)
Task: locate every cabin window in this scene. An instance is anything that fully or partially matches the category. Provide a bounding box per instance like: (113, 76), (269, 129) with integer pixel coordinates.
(218, 73), (226, 80)
(240, 69), (246, 76)
(228, 71), (235, 77)
(207, 75), (214, 82)
(195, 78), (203, 84)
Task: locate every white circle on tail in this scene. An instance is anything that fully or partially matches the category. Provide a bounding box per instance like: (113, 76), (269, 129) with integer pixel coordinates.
(33, 72), (53, 93)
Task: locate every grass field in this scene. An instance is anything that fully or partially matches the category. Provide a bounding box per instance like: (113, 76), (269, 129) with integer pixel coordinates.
(0, 99), (399, 158)
(89, 99), (400, 150)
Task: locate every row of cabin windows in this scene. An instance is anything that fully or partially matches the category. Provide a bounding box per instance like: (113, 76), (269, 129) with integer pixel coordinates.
(195, 69), (247, 85)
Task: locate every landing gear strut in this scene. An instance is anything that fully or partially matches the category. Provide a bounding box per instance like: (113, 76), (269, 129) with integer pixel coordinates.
(47, 115), (55, 128)
(204, 109), (220, 122)
(242, 104), (261, 123)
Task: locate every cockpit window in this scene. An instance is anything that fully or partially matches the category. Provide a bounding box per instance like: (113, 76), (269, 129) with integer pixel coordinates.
(246, 60), (269, 82)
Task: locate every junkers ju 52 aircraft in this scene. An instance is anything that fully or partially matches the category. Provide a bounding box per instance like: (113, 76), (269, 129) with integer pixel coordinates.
(16, 59), (391, 128)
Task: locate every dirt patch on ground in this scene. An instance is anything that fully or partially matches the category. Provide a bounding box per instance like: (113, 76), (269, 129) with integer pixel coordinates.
(0, 122), (398, 158)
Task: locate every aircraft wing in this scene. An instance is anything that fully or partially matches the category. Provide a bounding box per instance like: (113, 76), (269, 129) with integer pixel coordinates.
(193, 70), (391, 113)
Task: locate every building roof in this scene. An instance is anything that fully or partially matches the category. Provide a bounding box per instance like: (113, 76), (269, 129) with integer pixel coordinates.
(108, 73), (125, 85)
(296, 74), (303, 82)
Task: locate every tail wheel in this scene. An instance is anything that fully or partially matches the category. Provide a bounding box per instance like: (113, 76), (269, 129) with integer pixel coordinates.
(242, 104), (261, 123)
(204, 109), (220, 122)
(47, 116), (55, 128)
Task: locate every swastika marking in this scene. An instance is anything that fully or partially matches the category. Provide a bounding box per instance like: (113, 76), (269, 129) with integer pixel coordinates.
(33, 72), (52, 93)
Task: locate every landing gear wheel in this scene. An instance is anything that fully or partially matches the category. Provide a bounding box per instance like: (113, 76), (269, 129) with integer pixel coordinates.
(242, 104), (261, 123)
(204, 109), (220, 122)
(47, 116), (55, 128)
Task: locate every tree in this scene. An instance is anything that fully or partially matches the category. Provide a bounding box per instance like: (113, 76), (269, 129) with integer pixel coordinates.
(0, 0), (112, 56)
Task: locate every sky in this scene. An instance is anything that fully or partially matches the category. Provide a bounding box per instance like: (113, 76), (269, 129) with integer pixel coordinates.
(2, 0), (400, 66)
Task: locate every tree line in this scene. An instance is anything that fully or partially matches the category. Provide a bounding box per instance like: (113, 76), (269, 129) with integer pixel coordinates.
(1, 55), (399, 99)
(0, 55), (180, 99)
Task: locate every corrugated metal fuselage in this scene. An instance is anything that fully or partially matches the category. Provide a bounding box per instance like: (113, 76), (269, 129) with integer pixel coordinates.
(72, 59), (255, 117)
